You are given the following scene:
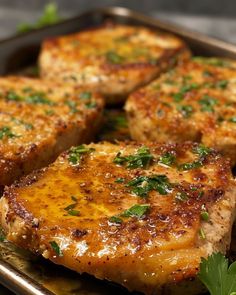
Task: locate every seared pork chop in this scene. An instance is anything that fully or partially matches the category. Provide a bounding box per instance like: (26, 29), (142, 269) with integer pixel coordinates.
(39, 24), (190, 104)
(125, 57), (236, 165)
(0, 141), (235, 294)
(0, 76), (104, 185)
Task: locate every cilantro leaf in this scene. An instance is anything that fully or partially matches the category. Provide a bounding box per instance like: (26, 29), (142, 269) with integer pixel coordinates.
(198, 252), (236, 295)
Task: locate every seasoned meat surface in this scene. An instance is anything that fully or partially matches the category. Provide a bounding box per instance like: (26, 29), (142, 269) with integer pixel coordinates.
(1, 141), (235, 294)
(0, 76), (104, 185)
(39, 24), (190, 104)
(125, 57), (236, 165)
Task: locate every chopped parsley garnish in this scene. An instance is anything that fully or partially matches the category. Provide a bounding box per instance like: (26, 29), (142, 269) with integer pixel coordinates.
(158, 152), (176, 166)
(0, 227), (5, 242)
(193, 144), (212, 158)
(65, 100), (78, 113)
(202, 70), (214, 77)
(113, 146), (153, 169)
(49, 241), (63, 256)
(193, 57), (230, 67)
(201, 211), (209, 221)
(45, 109), (55, 116)
(86, 101), (97, 109)
(229, 117), (236, 123)
(199, 228), (206, 239)
(121, 204), (150, 218)
(178, 161), (202, 171)
(109, 216), (123, 224)
(179, 144), (212, 171)
(127, 175), (172, 198)
(64, 196), (80, 217)
(68, 145), (95, 165)
(109, 204), (150, 224)
(198, 252), (236, 295)
(115, 177), (125, 183)
(67, 209), (80, 216)
(6, 90), (54, 105)
(106, 51), (124, 64)
(216, 80), (228, 89)
(199, 95), (218, 112)
(25, 92), (54, 105)
(172, 83), (199, 102)
(0, 126), (18, 140)
(64, 203), (76, 211)
(175, 192), (188, 202)
(79, 91), (92, 100)
(115, 115), (128, 128)
(6, 91), (21, 101)
(11, 117), (33, 130)
(177, 105), (193, 118)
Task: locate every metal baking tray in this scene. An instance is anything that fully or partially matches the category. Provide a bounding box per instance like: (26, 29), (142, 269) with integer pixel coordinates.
(0, 6), (236, 295)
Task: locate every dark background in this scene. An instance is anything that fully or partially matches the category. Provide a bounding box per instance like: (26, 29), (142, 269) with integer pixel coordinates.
(0, 0), (235, 43)
(0, 0), (234, 16)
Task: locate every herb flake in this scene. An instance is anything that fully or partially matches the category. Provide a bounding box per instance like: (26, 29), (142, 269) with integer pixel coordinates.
(113, 146), (153, 169)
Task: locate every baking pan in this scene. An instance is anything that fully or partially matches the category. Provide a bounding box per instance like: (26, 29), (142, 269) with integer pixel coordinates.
(0, 6), (236, 295)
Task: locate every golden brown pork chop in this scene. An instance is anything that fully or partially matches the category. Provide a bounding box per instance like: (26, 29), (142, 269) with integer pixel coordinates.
(125, 57), (236, 165)
(0, 76), (104, 185)
(39, 24), (190, 104)
(0, 141), (235, 294)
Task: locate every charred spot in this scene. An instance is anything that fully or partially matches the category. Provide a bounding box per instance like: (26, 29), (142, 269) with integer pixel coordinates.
(29, 143), (37, 152)
(72, 229), (87, 238)
(157, 213), (169, 222)
(204, 188), (225, 203)
(192, 171), (207, 182)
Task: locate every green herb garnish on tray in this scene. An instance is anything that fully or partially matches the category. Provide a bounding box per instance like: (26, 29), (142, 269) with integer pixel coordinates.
(198, 252), (236, 295)
(17, 3), (61, 34)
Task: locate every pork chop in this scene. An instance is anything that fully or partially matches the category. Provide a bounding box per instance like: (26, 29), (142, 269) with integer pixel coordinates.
(39, 23), (190, 104)
(0, 141), (235, 294)
(0, 76), (104, 185)
(125, 57), (236, 165)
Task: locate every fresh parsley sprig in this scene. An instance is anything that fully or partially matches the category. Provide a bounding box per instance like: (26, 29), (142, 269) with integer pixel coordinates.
(198, 252), (236, 295)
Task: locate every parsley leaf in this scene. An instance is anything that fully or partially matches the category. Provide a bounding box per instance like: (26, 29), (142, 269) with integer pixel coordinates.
(127, 175), (172, 197)
(106, 51), (124, 64)
(199, 95), (218, 112)
(179, 144), (212, 171)
(172, 83), (199, 102)
(17, 3), (61, 33)
(158, 152), (176, 166)
(79, 91), (92, 100)
(109, 204), (150, 224)
(68, 145), (95, 165)
(193, 57), (230, 67)
(109, 216), (123, 224)
(177, 105), (193, 118)
(121, 204), (150, 218)
(198, 252), (236, 295)
(113, 146), (153, 169)
(193, 144), (212, 158)
(0, 126), (19, 140)
(49, 241), (63, 257)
